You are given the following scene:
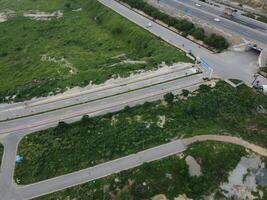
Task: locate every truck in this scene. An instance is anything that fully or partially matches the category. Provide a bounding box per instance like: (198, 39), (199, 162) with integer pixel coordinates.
(224, 7), (237, 17)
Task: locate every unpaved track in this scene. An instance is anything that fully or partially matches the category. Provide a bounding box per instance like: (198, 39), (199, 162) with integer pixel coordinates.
(183, 135), (267, 157)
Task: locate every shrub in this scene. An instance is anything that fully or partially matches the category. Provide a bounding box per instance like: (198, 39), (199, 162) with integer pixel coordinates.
(204, 33), (229, 51)
(164, 92), (174, 104)
(192, 27), (205, 40)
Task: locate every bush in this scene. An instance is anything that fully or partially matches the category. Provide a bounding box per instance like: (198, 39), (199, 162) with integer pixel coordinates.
(260, 67), (267, 73)
(204, 33), (229, 51)
(181, 89), (190, 97)
(112, 27), (123, 35)
(164, 92), (174, 104)
(192, 27), (205, 41)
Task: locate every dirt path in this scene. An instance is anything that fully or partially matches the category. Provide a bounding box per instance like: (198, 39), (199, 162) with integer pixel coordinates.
(183, 135), (267, 157)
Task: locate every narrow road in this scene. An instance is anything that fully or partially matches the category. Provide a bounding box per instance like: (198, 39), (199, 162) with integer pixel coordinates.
(1, 134), (265, 200)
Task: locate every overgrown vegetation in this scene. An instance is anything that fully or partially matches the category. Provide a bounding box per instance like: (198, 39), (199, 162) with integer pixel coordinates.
(0, 0), (190, 103)
(119, 0), (229, 51)
(243, 12), (267, 24)
(34, 142), (245, 200)
(260, 66), (267, 73)
(15, 81), (267, 184)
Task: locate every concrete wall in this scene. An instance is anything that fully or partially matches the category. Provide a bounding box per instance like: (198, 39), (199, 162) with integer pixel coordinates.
(259, 48), (267, 67)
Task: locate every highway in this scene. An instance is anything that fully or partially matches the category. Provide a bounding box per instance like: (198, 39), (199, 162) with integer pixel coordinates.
(160, 0), (267, 45)
(176, 0), (267, 32)
(0, 0), (267, 199)
(0, 72), (207, 135)
(0, 64), (198, 121)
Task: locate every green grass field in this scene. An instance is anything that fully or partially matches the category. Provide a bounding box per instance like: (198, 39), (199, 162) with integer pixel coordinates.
(0, 0), (191, 102)
(15, 82), (267, 184)
(34, 142), (246, 200)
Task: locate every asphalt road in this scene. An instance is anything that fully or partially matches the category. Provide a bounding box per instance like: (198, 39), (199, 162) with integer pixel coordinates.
(17, 140), (186, 199)
(100, 0), (267, 85)
(161, 0), (267, 45)
(0, 0), (267, 199)
(176, 0), (267, 32)
(0, 64), (197, 121)
(0, 73), (206, 135)
(1, 133), (267, 200)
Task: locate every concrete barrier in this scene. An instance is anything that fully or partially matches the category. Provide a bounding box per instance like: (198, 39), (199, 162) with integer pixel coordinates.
(259, 48), (267, 68)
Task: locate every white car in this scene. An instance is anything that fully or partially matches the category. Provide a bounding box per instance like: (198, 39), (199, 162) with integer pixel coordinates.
(147, 22), (152, 28)
(214, 18), (221, 22)
(195, 3), (201, 7)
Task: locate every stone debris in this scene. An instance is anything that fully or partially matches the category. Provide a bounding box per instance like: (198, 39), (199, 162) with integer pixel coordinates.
(220, 154), (266, 199)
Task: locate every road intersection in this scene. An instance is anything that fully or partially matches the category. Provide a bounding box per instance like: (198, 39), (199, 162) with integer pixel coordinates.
(0, 0), (267, 199)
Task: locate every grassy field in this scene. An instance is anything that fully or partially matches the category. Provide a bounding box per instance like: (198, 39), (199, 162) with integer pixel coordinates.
(0, 0), (191, 103)
(15, 81), (267, 184)
(0, 144), (3, 167)
(34, 142), (246, 200)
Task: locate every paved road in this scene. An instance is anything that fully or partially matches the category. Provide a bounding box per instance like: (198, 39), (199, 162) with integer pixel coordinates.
(0, 64), (197, 121)
(101, 0), (267, 85)
(17, 140), (186, 199)
(0, 1), (267, 199)
(161, 0), (267, 45)
(0, 73), (207, 135)
(1, 134), (266, 200)
(176, 0), (267, 32)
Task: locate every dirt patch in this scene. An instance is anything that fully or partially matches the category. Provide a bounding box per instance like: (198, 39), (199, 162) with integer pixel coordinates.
(157, 115), (166, 128)
(152, 194), (168, 200)
(111, 115), (119, 126)
(0, 12), (7, 23)
(41, 55), (78, 74)
(0, 10), (15, 23)
(185, 155), (202, 177)
(174, 194), (193, 200)
(23, 10), (63, 21)
(109, 59), (147, 67)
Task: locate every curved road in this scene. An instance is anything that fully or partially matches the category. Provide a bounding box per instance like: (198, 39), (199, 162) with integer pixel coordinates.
(1, 134), (267, 199)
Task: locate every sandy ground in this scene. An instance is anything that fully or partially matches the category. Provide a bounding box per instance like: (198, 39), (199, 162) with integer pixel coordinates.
(41, 55), (78, 74)
(23, 10), (63, 20)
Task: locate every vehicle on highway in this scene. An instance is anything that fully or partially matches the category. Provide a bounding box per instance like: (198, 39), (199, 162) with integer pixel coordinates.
(214, 18), (221, 22)
(147, 22), (152, 28)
